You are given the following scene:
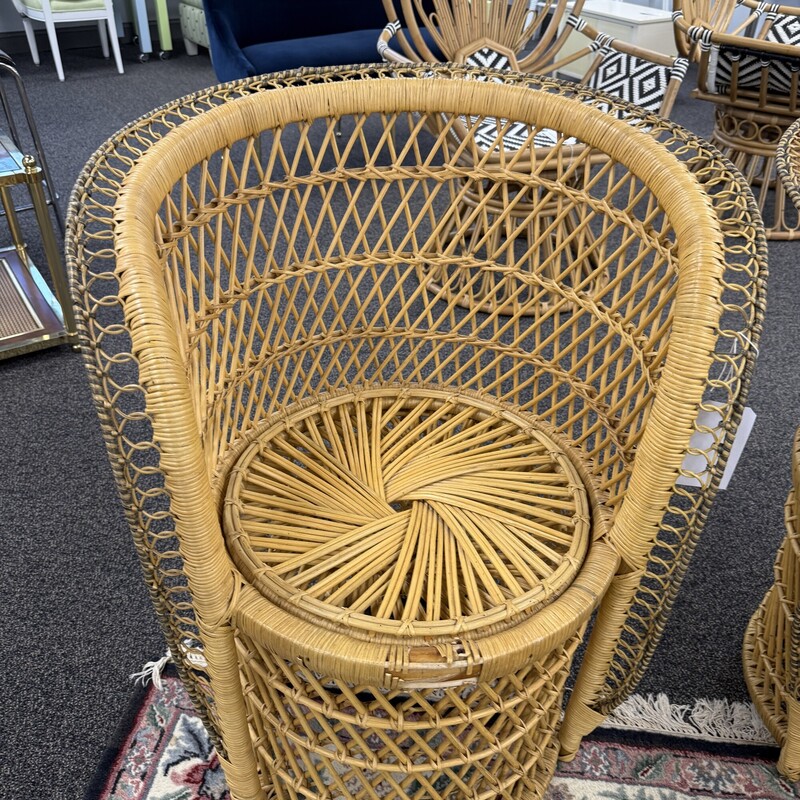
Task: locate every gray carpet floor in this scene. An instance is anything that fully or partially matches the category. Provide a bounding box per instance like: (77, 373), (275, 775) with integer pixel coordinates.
(0, 36), (798, 800)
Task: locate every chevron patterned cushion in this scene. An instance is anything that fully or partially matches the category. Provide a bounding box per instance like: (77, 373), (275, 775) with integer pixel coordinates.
(713, 12), (800, 94)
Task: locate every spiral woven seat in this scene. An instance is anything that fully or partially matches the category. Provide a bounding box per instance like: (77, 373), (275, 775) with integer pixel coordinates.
(67, 66), (765, 800)
(224, 387), (596, 642)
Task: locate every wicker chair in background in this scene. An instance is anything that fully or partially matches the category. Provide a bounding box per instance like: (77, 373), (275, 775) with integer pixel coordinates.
(744, 428), (800, 780)
(67, 66), (765, 800)
(380, 0), (583, 74)
(379, 8), (689, 316)
(673, 0), (800, 239)
(743, 119), (800, 781)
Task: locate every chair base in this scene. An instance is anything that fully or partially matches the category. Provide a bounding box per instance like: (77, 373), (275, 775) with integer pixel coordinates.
(743, 489), (800, 781)
(222, 384), (615, 800)
(710, 106), (800, 240)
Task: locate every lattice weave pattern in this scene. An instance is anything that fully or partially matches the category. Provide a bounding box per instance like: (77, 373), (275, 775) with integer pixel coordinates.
(235, 627), (579, 800)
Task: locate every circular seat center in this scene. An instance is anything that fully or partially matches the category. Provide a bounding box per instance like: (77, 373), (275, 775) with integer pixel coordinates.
(223, 386), (592, 641)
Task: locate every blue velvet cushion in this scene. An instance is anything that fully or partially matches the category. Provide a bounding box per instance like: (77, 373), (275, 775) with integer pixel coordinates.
(203, 0), (445, 84)
(240, 29), (385, 76)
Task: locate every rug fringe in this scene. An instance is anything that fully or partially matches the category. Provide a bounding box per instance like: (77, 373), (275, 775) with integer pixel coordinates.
(601, 692), (775, 745)
(130, 650), (172, 690)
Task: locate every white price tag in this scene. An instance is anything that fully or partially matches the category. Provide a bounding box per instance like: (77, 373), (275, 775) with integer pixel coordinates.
(677, 404), (756, 490)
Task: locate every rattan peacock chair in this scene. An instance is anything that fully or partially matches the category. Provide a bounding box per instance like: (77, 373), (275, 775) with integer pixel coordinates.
(379, 0), (583, 74)
(742, 120), (800, 781)
(67, 65), (766, 800)
(380, 8), (689, 315)
(674, 0), (800, 239)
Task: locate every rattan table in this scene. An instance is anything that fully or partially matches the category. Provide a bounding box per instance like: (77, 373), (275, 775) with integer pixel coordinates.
(67, 65), (765, 800)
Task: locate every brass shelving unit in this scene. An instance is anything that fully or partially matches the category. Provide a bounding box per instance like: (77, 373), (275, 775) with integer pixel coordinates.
(0, 50), (75, 360)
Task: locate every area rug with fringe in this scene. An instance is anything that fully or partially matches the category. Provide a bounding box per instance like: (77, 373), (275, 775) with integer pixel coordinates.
(87, 669), (799, 800)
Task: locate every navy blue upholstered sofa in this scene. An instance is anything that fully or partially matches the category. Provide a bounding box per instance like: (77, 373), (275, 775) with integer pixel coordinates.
(203, 0), (393, 82)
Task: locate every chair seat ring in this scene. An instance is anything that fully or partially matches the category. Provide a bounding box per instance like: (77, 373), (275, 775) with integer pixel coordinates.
(223, 384), (597, 643)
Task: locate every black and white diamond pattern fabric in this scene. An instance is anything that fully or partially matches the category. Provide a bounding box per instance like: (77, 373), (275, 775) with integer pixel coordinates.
(766, 13), (800, 46)
(714, 46), (800, 94)
(465, 47), (512, 73)
(587, 52), (671, 114)
(471, 115), (578, 152)
(465, 47), (560, 152)
(463, 38), (684, 153)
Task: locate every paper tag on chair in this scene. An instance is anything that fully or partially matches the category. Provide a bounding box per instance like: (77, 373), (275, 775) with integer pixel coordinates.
(677, 404), (756, 490)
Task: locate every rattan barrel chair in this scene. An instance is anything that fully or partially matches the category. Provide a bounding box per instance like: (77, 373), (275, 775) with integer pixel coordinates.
(744, 428), (800, 780)
(674, 0), (800, 239)
(67, 66), (765, 800)
(380, 9), (689, 315)
(743, 120), (800, 781)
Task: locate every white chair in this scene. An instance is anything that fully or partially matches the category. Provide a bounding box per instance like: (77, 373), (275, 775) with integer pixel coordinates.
(11, 0), (123, 82)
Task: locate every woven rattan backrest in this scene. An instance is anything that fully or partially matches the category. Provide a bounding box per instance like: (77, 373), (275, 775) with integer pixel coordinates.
(380, 0), (582, 71)
(67, 66), (765, 751)
(122, 82), (713, 511)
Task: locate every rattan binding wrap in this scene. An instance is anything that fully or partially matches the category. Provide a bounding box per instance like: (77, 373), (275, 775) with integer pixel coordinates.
(66, 66), (766, 799)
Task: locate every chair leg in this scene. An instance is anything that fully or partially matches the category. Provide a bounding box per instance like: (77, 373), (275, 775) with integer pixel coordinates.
(21, 18), (40, 65)
(42, 14), (65, 81)
(184, 36), (199, 56)
(98, 19), (110, 58)
(153, 0), (172, 53)
(106, 13), (125, 74)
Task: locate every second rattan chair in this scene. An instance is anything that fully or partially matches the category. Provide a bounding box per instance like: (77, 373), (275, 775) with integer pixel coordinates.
(68, 66), (765, 799)
(674, 0), (800, 238)
(744, 428), (800, 780)
(743, 120), (800, 781)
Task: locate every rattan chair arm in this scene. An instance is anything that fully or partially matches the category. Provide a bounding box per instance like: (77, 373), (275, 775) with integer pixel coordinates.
(388, 0), (443, 62)
(570, 18), (679, 67)
(674, 10), (800, 58)
(377, 21), (416, 65)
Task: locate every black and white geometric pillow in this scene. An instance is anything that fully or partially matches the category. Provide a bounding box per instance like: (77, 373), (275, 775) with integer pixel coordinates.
(587, 52), (679, 114)
(465, 47), (512, 74)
